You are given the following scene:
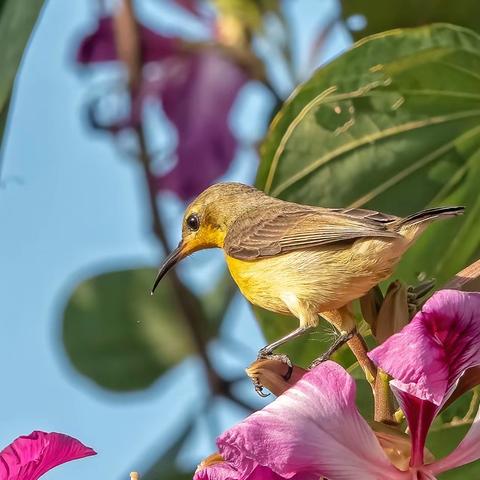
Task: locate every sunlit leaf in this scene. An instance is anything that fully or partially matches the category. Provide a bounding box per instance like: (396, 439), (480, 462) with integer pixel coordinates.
(0, 0), (44, 149)
(255, 24), (480, 363)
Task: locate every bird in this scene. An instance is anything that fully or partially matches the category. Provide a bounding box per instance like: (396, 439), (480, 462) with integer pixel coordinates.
(151, 182), (463, 375)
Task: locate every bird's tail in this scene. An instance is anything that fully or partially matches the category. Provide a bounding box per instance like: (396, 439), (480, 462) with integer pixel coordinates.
(397, 206), (465, 228)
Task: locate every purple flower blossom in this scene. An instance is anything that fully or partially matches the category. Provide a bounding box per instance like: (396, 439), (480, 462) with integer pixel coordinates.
(77, 16), (248, 200)
(195, 290), (480, 480)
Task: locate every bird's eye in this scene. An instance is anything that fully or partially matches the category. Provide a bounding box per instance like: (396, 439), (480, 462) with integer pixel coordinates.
(186, 213), (200, 231)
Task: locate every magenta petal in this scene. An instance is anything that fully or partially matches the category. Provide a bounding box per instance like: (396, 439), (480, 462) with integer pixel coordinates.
(154, 51), (247, 200)
(218, 362), (403, 480)
(369, 290), (480, 406)
(430, 403), (480, 474)
(391, 387), (438, 467)
(0, 431), (96, 480)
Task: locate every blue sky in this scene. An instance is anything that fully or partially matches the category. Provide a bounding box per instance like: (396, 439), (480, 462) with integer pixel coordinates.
(0, 1), (350, 478)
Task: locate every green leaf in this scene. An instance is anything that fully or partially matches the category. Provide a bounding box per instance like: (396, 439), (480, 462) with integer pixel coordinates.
(63, 268), (204, 391)
(341, 0), (480, 41)
(255, 24), (480, 362)
(0, 0), (44, 148)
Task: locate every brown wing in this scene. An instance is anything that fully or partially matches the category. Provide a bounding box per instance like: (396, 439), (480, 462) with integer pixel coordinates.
(224, 204), (401, 260)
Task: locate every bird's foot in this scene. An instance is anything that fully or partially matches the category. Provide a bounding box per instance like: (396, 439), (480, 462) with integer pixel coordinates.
(252, 349), (293, 397)
(407, 278), (435, 316)
(308, 330), (355, 370)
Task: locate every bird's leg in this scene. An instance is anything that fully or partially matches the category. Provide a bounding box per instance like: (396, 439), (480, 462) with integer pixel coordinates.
(309, 328), (356, 369)
(258, 326), (311, 358)
(257, 325), (312, 370)
(309, 306), (358, 369)
(251, 295), (317, 396)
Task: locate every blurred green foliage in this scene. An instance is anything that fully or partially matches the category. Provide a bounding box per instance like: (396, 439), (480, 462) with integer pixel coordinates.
(428, 420), (480, 479)
(64, 269), (196, 391)
(341, 0), (480, 39)
(63, 268), (234, 391)
(0, 0), (44, 148)
(213, 0), (280, 30)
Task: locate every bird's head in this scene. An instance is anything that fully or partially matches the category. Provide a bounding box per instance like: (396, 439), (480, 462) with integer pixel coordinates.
(151, 182), (264, 293)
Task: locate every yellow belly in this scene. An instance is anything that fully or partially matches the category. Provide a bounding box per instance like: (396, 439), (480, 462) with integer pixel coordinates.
(225, 237), (407, 316)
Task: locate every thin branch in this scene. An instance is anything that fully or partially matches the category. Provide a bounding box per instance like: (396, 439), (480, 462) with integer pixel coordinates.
(135, 124), (225, 395)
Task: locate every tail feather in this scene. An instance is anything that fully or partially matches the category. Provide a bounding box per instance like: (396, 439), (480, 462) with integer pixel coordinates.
(397, 206), (465, 228)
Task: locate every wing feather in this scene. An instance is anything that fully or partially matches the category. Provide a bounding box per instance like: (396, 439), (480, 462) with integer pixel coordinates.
(224, 204), (401, 260)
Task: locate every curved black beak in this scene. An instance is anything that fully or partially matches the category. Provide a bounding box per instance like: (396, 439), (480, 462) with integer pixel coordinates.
(151, 242), (184, 295)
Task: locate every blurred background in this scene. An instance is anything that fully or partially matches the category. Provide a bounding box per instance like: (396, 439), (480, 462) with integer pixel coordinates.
(1, 1), (480, 479)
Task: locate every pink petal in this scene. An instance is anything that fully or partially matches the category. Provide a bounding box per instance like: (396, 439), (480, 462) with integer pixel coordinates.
(429, 402), (480, 474)
(369, 290), (480, 406)
(194, 462), (304, 480)
(0, 431), (96, 480)
(77, 17), (178, 65)
(218, 362), (404, 480)
(154, 51), (247, 200)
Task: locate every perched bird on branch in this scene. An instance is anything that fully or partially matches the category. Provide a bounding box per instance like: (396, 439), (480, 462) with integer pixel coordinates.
(151, 182), (463, 384)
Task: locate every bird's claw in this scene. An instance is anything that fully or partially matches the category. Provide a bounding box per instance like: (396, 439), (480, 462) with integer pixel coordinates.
(251, 351), (293, 396)
(252, 377), (270, 398)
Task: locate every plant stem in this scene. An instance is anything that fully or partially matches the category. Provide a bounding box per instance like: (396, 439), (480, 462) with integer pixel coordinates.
(374, 369), (397, 424)
(347, 331), (397, 423)
(135, 124), (227, 397)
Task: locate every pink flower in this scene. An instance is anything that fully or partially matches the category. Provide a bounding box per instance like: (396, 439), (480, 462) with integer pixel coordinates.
(369, 289), (480, 473)
(0, 431), (96, 479)
(195, 290), (480, 480)
(77, 16), (248, 200)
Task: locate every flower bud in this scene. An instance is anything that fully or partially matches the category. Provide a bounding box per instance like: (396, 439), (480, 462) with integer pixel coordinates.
(246, 359), (306, 396)
(361, 281), (410, 344)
